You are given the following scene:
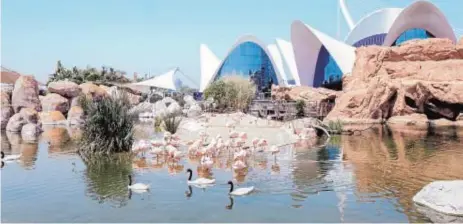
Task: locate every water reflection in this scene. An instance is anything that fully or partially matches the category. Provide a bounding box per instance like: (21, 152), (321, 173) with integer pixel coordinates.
(225, 196), (234, 210)
(82, 154), (133, 207)
(2, 123), (463, 222)
(2, 132), (39, 169)
(42, 127), (73, 154)
(342, 126), (463, 222)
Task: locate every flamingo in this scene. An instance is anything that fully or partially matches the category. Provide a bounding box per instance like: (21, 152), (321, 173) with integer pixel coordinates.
(150, 147), (164, 156)
(234, 149), (247, 161)
(257, 139), (268, 152)
(200, 156), (214, 169)
(229, 130), (239, 139)
(151, 140), (165, 147)
(232, 160), (247, 170)
(189, 139), (202, 155)
(238, 132), (247, 140)
(269, 145), (280, 155)
(252, 138), (260, 148)
(235, 138), (246, 148)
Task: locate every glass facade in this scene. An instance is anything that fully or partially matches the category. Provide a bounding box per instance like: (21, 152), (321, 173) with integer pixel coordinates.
(352, 33), (387, 47)
(214, 41), (278, 92)
(313, 46), (343, 88)
(392, 28), (434, 46)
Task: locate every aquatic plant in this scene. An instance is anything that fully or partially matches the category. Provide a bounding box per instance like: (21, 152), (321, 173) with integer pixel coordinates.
(203, 75), (256, 111)
(81, 153), (132, 207)
(162, 113), (182, 134)
(295, 100), (306, 118)
(327, 119), (344, 134)
(78, 92), (134, 156)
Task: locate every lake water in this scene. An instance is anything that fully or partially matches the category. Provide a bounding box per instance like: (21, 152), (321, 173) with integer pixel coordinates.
(2, 125), (463, 222)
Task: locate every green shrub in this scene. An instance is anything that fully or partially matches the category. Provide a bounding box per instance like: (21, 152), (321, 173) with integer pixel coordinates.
(78, 92), (134, 156)
(295, 100), (305, 118)
(154, 116), (163, 132)
(162, 113), (182, 134)
(203, 75), (256, 111)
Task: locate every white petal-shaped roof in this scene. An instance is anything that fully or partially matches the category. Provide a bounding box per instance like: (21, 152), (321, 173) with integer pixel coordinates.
(291, 20), (356, 87)
(345, 0), (456, 46)
(199, 44), (221, 92)
(276, 39), (300, 86)
(344, 8), (403, 45)
(267, 44), (288, 85)
(383, 0), (457, 45)
(132, 68), (179, 91)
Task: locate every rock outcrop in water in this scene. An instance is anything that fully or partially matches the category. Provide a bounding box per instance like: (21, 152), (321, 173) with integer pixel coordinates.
(413, 180), (463, 218)
(326, 38), (463, 126)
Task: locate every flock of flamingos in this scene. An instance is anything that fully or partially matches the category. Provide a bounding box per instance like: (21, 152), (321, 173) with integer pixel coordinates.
(130, 113), (317, 196)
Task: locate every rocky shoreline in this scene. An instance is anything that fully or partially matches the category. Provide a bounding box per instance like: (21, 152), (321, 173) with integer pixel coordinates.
(272, 38), (463, 130)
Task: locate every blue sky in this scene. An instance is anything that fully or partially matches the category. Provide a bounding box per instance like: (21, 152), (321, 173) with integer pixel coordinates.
(2, 0), (462, 87)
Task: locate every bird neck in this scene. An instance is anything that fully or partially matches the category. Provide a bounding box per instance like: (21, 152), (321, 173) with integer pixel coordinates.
(1, 152), (4, 159)
(128, 176), (132, 185)
(188, 170), (192, 181)
(229, 182), (234, 193)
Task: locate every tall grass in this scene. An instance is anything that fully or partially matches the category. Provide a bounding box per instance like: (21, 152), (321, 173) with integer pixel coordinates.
(162, 113), (182, 134)
(78, 92), (134, 156)
(203, 75), (256, 112)
(327, 119), (344, 134)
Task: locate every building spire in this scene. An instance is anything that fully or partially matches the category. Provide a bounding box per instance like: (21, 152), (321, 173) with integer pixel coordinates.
(339, 0), (355, 31)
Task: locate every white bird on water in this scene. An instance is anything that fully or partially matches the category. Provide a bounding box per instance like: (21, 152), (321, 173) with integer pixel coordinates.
(127, 175), (150, 190)
(227, 181), (254, 196)
(186, 168), (215, 185)
(1, 151), (21, 161)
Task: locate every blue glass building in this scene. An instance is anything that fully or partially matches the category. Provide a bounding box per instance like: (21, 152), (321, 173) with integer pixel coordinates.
(213, 41), (278, 91)
(313, 46), (343, 88)
(392, 28), (435, 46)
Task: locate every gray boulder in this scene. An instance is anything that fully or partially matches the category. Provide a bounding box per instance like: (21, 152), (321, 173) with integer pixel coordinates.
(413, 180), (463, 217)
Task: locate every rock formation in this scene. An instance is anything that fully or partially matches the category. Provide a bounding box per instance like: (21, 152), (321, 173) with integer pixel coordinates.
(41, 93), (70, 114)
(39, 111), (67, 125)
(47, 80), (81, 98)
(271, 85), (338, 116)
(1, 90), (14, 129)
(80, 83), (108, 102)
(326, 38), (463, 125)
(67, 106), (85, 126)
(11, 76), (42, 113)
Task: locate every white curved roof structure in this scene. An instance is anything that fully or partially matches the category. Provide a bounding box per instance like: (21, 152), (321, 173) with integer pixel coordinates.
(132, 68), (180, 91)
(291, 20), (356, 87)
(344, 0), (456, 46)
(276, 39), (300, 86)
(382, 0), (457, 46)
(199, 44), (221, 92)
(267, 44), (289, 85)
(344, 8), (403, 46)
(200, 35), (287, 91)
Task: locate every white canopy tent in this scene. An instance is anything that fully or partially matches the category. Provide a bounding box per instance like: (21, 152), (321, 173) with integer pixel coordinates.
(131, 68), (180, 91)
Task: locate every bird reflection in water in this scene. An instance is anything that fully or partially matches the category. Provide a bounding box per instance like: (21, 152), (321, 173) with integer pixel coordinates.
(271, 163), (280, 175)
(225, 196), (234, 210)
(1, 161), (4, 169)
(185, 185), (193, 199)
